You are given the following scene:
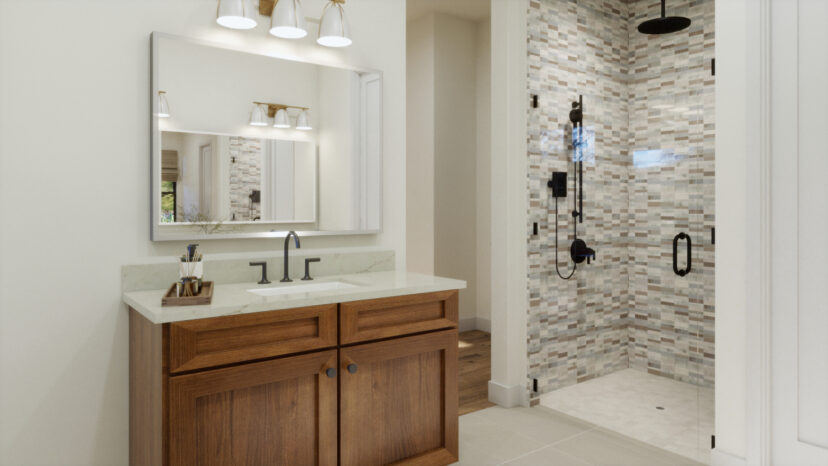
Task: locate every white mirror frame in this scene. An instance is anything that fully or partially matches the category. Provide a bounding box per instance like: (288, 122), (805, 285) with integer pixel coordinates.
(150, 32), (383, 241)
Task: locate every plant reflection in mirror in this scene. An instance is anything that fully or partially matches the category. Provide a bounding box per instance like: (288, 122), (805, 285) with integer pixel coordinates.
(179, 207), (239, 235)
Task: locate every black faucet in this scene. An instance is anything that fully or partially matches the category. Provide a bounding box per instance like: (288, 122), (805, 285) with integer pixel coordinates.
(281, 231), (301, 282)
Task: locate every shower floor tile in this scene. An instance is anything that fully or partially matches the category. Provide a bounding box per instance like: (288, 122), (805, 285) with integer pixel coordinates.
(539, 369), (714, 464)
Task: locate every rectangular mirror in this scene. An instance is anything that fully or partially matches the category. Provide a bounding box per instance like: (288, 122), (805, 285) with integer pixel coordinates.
(151, 33), (382, 240)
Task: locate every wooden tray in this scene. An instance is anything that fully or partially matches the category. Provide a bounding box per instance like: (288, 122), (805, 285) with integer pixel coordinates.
(162, 281), (214, 307)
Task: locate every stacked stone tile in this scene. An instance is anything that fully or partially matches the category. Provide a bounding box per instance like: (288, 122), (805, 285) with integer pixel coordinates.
(228, 136), (263, 221)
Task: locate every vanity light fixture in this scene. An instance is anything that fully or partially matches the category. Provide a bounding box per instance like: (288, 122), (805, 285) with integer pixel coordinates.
(216, 0), (258, 30)
(317, 0), (352, 48)
(273, 109), (291, 128)
(248, 103), (269, 126)
(270, 0), (308, 39)
(295, 110), (312, 131)
(157, 91), (171, 118)
(251, 102), (310, 129)
(224, 0), (355, 47)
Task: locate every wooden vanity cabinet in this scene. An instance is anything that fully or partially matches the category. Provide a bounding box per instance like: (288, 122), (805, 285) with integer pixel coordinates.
(130, 290), (459, 466)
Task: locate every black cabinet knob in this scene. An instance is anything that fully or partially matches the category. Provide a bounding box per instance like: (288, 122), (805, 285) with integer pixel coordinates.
(325, 368), (336, 378)
(347, 363), (358, 374)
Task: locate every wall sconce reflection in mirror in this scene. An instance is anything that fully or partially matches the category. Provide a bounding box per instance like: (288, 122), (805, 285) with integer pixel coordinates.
(248, 102), (312, 131)
(248, 103), (268, 126)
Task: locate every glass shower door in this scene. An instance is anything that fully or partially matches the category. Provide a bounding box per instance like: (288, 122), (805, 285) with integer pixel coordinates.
(628, 82), (713, 461)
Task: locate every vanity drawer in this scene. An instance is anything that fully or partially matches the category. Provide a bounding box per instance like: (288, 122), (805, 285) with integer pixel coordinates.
(340, 290), (458, 344)
(168, 304), (337, 373)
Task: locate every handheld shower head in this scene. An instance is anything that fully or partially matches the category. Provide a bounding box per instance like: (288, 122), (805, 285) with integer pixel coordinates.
(638, 0), (691, 35)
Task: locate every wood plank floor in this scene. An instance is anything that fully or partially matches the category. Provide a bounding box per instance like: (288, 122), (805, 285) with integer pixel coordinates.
(458, 330), (495, 416)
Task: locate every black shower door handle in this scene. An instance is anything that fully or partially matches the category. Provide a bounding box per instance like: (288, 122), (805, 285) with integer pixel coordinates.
(673, 232), (691, 277)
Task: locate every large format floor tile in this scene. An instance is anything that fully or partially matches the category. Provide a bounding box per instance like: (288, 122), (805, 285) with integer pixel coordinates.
(553, 428), (702, 466)
(453, 405), (706, 466)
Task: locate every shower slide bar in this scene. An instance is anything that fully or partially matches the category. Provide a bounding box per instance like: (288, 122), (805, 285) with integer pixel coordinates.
(673, 232), (692, 277)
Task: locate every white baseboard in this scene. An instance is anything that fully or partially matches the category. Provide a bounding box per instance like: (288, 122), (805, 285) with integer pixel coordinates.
(488, 380), (527, 408)
(711, 448), (747, 466)
(458, 317), (491, 333)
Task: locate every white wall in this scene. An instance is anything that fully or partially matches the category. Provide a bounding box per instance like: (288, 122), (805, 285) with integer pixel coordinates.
(488, 0), (528, 408)
(318, 67), (360, 230)
(433, 13), (479, 328)
(0, 1), (406, 464)
(261, 140), (316, 222)
(292, 141), (317, 222)
(406, 14), (436, 275)
(167, 132), (218, 219)
(475, 19), (492, 330)
(406, 12), (490, 329)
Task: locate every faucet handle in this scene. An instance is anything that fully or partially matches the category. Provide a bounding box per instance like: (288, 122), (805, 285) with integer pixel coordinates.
(302, 258), (321, 281)
(249, 261), (271, 285)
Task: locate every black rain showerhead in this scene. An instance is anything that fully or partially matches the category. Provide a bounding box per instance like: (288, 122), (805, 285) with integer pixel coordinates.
(638, 0), (691, 35)
(638, 16), (691, 34)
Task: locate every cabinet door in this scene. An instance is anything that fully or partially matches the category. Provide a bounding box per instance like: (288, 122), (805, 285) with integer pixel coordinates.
(339, 330), (458, 466)
(169, 350), (337, 466)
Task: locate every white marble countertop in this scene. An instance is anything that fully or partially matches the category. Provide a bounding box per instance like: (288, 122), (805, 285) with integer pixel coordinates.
(123, 271), (467, 324)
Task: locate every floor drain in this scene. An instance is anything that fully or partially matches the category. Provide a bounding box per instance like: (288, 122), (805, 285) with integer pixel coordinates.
(656, 406), (665, 410)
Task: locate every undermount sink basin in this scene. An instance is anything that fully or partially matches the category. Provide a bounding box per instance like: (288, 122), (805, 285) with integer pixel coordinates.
(247, 280), (358, 297)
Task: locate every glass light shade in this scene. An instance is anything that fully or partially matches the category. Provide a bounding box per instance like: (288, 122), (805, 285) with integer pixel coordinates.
(216, 0), (257, 30)
(273, 109), (291, 128)
(158, 92), (170, 118)
(270, 0), (308, 39)
(296, 110), (312, 130)
(317, 2), (352, 48)
(249, 104), (268, 126)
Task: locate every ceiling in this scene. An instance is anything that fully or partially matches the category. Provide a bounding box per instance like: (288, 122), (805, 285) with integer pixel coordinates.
(406, 0), (491, 23)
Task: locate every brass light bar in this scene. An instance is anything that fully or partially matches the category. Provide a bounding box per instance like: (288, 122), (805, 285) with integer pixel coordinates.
(260, 0), (345, 16)
(253, 102), (309, 118)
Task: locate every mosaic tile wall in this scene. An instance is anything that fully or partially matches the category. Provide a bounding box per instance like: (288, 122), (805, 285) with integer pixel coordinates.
(228, 136), (262, 221)
(526, 0), (715, 401)
(527, 0), (632, 397)
(626, 0), (715, 387)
